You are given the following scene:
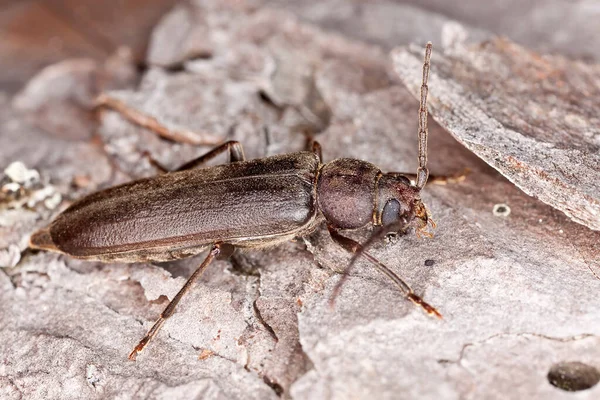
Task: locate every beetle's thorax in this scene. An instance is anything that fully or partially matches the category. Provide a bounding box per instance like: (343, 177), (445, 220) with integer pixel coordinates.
(316, 158), (380, 229)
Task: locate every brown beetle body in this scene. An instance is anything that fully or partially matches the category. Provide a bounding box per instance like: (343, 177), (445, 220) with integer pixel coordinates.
(29, 43), (439, 360)
(31, 152), (322, 262)
(31, 152), (425, 262)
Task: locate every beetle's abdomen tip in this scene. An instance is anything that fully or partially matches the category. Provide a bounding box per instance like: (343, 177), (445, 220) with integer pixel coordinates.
(29, 228), (59, 252)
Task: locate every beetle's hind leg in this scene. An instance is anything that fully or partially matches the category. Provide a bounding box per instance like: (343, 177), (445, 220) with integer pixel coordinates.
(129, 243), (228, 360)
(327, 226), (442, 319)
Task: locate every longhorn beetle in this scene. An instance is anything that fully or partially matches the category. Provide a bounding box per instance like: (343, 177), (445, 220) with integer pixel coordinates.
(30, 42), (445, 360)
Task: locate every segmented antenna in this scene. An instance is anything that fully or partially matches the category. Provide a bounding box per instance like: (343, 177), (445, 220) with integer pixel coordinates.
(416, 42), (432, 190)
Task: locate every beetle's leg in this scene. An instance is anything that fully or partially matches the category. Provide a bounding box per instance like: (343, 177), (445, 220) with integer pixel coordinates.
(96, 94), (222, 145)
(142, 141), (246, 174)
(140, 151), (169, 173)
(129, 244), (223, 360)
(307, 139), (323, 162)
(396, 169), (470, 185)
(174, 140), (246, 171)
(327, 226), (442, 319)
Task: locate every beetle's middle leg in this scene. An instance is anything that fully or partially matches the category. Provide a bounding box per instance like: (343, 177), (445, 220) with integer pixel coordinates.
(129, 243), (226, 360)
(306, 139), (323, 162)
(174, 140), (245, 171)
(143, 141), (246, 173)
(326, 226), (442, 319)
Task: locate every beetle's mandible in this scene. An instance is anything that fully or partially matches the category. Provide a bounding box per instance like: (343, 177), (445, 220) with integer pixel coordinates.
(30, 42), (443, 360)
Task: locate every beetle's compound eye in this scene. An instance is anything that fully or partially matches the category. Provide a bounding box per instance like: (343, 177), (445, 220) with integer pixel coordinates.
(381, 199), (401, 226)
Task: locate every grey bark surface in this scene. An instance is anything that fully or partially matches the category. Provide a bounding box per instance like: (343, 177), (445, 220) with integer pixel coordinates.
(1, 1), (599, 399)
(393, 39), (600, 231)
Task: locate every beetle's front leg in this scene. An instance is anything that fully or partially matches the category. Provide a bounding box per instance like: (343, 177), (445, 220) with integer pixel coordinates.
(129, 243), (233, 360)
(327, 226), (442, 319)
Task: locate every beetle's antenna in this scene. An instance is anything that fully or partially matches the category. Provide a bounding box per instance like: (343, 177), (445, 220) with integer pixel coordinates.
(416, 42), (432, 190)
(328, 225), (442, 318)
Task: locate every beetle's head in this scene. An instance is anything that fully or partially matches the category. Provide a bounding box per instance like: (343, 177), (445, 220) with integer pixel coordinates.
(369, 41), (436, 238)
(374, 173), (435, 237)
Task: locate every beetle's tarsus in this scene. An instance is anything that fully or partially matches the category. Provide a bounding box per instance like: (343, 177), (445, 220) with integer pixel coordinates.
(128, 317), (165, 361)
(129, 339), (146, 361)
(128, 346), (141, 361)
(407, 292), (443, 319)
(429, 217), (437, 230)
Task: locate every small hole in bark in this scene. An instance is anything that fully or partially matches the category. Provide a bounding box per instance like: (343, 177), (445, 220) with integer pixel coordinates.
(424, 259), (435, 267)
(547, 361), (600, 391)
(493, 203), (511, 217)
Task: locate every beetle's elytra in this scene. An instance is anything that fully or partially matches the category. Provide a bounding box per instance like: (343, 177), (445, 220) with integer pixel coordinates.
(32, 152), (321, 261)
(30, 43), (441, 360)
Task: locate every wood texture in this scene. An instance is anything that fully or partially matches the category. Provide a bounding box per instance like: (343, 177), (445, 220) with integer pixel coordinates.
(393, 39), (600, 230)
(1, 1), (599, 399)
